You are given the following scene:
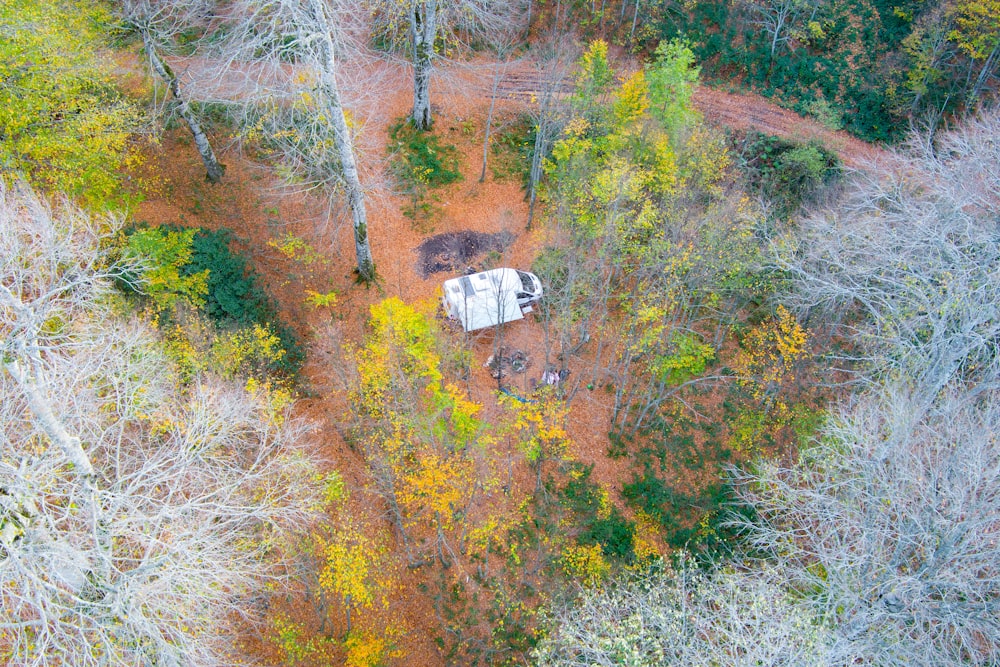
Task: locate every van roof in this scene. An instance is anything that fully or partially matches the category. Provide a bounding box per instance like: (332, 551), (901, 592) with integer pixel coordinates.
(442, 269), (524, 332)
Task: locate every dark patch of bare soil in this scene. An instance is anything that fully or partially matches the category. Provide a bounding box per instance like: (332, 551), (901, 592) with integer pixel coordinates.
(416, 230), (516, 277)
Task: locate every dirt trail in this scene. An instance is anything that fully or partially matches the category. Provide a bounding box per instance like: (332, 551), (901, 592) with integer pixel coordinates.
(692, 86), (891, 169)
(173, 48), (891, 169)
(491, 59), (891, 170)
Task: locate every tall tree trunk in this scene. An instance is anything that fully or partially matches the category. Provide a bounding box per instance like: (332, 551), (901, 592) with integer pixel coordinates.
(629, 0), (640, 40)
(2, 354), (111, 584)
(143, 34), (226, 184)
(527, 127), (545, 229)
(308, 0), (376, 282)
(3, 357), (93, 478)
(410, 0), (438, 130)
(527, 66), (559, 230)
(480, 61), (505, 183)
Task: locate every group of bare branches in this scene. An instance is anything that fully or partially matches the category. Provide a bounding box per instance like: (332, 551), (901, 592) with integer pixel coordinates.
(534, 110), (1000, 666)
(0, 184), (322, 664)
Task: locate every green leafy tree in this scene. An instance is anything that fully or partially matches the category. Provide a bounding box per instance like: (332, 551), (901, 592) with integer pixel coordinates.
(540, 43), (762, 433)
(645, 39), (701, 137)
(123, 227), (209, 311)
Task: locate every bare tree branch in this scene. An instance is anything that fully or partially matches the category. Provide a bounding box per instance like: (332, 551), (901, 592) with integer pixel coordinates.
(0, 183), (321, 665)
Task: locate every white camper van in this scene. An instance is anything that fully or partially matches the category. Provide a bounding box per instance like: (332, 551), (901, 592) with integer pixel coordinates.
(442, 268), (543, 332)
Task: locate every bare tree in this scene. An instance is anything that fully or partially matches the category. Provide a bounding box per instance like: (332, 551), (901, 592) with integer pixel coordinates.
(533, 556), (831, 666)
(776, 109), (1000, 400)
(119, 0), (227, 183)
(478, 19), (525, 183)
(715, 113), (1000, 666)
(525, 37), (575, 228)
(740, 0), (825, 73)
(0, 183), (320, 665)
(203, 0), (378, 282)
(367, 0), (517, 130)
(732, 385), (1000, 666)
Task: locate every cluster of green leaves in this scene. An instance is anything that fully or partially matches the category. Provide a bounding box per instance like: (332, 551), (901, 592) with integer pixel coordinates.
(615, 412), (729, 548)
(123, 225), (303, 379)
(388, 119), (462, 227)
(388, 120), (462, 187)
(645, 39), (702, 138)
(0, 0), (145, 208)
(732, 130), (840, 218)
(561, 464), (637, 562)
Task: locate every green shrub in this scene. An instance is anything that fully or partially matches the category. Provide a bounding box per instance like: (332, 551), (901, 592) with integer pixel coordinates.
(622, 470), (696, 547)
(388, 119), (461, 228)
(561, 463), (637, 562)
(490, 114), (534, 187)
(184, 229), (270, 325)
(183, 228), (303, 377)
(579, 510), (636, 561)
(732, 131), (840, 218)
(122, 225), (303, 379)
(648, 0), (930, 143)
(388, 119), (462, 189)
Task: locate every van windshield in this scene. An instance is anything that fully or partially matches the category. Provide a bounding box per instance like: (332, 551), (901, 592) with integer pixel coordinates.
(516, 271), (535, 293)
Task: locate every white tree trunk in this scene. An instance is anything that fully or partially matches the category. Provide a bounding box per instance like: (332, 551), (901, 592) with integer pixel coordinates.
(410, 0), (438, 130)
(2, 358), (94, 477)
(306, 0), (376, 282)
(144, 33), (226, 184)
(971, 42), (999, 102)
(0, 183), (322, 664)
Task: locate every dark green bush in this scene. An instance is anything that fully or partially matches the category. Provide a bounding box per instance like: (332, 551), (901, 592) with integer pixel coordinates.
(184, 229), (269, 325)
(182, 228), (303, 378)
(622, 469), (697, 546)
(579, 510), (636, 561)
(561, 463), (637, 562)
(118, 225), (304, 378)
(732, 131), (840, 218)
(388, 119), (462, 189)
(647, 0), (949, 143)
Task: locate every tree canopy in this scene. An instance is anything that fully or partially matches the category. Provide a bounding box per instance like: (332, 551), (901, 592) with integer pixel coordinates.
(0, 0), (144, 208)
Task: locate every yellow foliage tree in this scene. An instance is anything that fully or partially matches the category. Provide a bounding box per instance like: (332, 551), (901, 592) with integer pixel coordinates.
(733, 305), (810, 401)
(350, 298), (490, 566)
(319, 519), (394, 633)
(0, 0), (145, 208)
(502, 388), (572, 492)
(560, 544), (611, 588)
(729, 305), (812, 455)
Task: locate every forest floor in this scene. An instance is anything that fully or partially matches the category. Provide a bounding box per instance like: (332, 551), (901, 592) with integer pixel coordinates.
(134, 56), (889, 665)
